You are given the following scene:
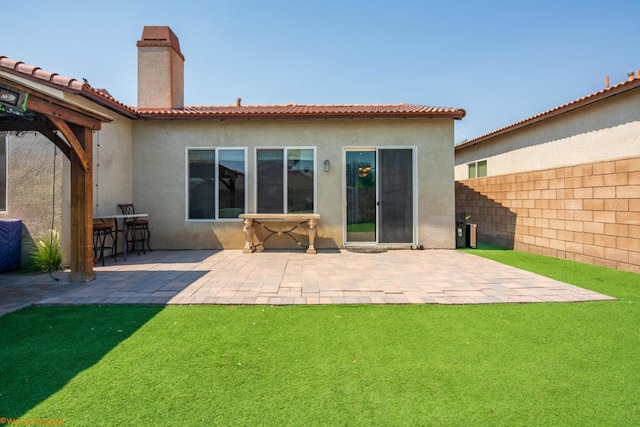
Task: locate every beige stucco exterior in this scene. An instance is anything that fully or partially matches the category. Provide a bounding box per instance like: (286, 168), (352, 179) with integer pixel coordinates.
(3, 111), (457, 267)
(132, 116), (456, 250)
(455, 87), (640, 180)
(137, 46), (185, 109)
(1, 132), (68, 264)
(91, 114), (134, 218)
(2, 25), (462, 269)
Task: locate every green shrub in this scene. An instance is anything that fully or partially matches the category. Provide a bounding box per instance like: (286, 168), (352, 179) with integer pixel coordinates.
(29, 231), (63, 273)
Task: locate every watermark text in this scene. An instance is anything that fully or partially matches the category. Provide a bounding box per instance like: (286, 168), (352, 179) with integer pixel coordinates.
(0, 417), (64, 425)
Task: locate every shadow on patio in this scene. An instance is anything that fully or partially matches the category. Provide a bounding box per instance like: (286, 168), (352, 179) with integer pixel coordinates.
(1, 248), (617, 317)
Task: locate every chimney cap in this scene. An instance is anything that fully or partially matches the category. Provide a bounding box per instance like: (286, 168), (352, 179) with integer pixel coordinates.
(137, 26), (184, 60)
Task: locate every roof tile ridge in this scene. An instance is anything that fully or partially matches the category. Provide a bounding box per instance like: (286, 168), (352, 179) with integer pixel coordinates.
(0, 55), (84, 90)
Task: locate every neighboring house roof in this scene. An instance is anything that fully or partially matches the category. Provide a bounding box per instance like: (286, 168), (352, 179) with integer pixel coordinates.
(456, 72), (640, 151)
(1, 55), (465, 121)
(136, 104), (466, 120)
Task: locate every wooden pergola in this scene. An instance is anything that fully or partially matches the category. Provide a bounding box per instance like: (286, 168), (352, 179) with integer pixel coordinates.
(1, 77), (110, 282)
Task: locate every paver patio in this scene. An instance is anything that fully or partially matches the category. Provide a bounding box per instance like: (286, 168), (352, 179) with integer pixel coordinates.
(0, 249), (615, 317)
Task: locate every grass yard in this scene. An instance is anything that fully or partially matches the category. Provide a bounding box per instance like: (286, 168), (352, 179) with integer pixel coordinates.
(346, 222), (376, 233)
(1, 248), (639, 426)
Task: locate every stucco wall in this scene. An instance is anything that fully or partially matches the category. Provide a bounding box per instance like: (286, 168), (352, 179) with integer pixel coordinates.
(456, 156), (640, 273)
(132, 117), (456, 250)
(454, 88), (640, 180)
(137, 46), (184, 108)
(1, 132), (67, 267)
(92, 115), (134, 217)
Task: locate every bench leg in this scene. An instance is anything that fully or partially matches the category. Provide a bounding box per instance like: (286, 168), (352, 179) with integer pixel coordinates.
(306, 218), (317, 254)
(243, 219), (256, 253)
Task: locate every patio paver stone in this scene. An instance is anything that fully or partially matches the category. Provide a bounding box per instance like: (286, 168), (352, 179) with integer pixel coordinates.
(0, 249), (616, 317)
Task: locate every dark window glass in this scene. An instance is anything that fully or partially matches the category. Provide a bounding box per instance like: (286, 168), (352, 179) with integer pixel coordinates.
(287, 149), (314, 213)
(379, 148), (413, 243)
(257, 149), (284, 213)
(188, 149), (246, 220)
(218, 150), (246, 218)
(188, 150), (215, 219)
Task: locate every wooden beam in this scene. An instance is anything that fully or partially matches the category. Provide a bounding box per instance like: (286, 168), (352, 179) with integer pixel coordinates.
(40, 129), (72, 160)
(0, 76), (103, 283)
(28, 95), (103, 130)
(0, 77), (108, 129)
(45, 114), (90, 172)
(0, 120), (53, 132)
(68, 125), (95, 283)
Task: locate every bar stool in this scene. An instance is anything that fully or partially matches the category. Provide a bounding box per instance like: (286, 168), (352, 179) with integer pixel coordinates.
(93, 219), (116, 266)
(118, 204), (152, 255)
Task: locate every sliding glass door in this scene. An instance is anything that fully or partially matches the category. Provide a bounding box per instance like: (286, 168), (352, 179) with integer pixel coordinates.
(345, 148), (414, 245)
(346, 150), (377, 242)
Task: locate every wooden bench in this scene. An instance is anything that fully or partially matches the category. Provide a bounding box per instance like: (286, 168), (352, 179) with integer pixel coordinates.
(239, 213), (320, 254)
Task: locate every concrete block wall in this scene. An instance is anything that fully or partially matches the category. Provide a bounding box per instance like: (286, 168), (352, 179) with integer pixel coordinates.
(456, 156), (640, 273)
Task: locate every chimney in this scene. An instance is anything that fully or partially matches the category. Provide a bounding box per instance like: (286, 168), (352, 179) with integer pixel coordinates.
(605, 75), (610, 88)
(628, 72), (635, 82)
(137, 26), (185, 109)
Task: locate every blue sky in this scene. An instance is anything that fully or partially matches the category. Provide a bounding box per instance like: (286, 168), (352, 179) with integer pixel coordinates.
(2, 0), (639, 143)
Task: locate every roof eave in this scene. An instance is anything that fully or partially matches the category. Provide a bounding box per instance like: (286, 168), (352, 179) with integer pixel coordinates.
(79, 89), (138, 119)
(0, 62), (138, 119)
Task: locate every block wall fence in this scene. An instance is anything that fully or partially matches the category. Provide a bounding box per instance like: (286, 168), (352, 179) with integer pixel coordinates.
(455, 156), (640, 273)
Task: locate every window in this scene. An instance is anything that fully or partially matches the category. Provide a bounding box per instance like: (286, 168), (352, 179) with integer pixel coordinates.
(0, 133), (6, 211)
(468, 160), (487, 178)
(187, 148), (246, 220)
(256, 147), (315, 213)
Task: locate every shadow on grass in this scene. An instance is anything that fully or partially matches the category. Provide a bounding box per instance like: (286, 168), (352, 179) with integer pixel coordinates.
(0, 305), (164, 417)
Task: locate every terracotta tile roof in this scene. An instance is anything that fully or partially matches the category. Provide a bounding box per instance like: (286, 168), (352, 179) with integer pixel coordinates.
(1, 55), (465, 121)
(0, 55), (85, 90)
(137, 103), (466, 119)
(456, 72), (640, 150)
(0, 55), (138, 118)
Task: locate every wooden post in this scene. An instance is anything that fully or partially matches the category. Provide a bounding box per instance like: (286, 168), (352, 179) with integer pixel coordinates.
(68, 125), (95, 282)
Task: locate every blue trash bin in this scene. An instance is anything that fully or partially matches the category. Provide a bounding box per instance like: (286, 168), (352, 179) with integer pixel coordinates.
(0, 219), (22, 271)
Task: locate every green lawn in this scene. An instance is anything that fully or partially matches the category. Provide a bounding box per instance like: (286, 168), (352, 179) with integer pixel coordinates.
(1, 248), (639, 426)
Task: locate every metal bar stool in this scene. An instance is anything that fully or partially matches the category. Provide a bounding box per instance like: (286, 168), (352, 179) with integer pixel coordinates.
(93, 219), (117, 266)
(118, 204), (152, 255)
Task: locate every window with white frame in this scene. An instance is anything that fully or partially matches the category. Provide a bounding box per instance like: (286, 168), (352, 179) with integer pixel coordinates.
(187, 148), (246, 220)
(256, 147), (316, 213)
(468, 159), (487, 179)
(0, 133), (6, 211)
